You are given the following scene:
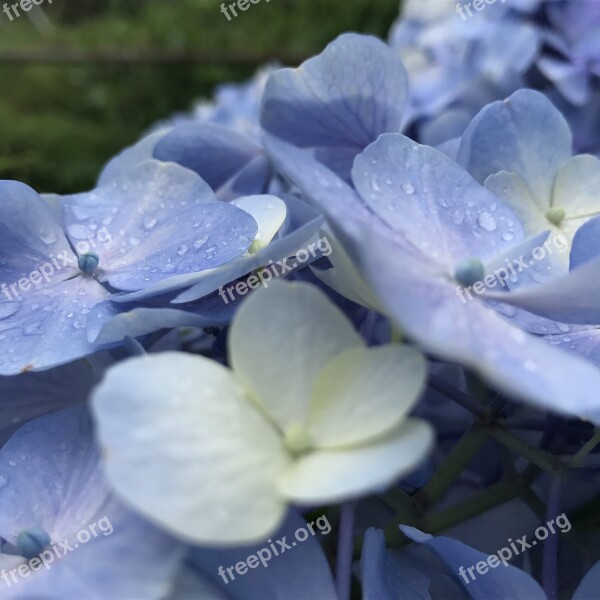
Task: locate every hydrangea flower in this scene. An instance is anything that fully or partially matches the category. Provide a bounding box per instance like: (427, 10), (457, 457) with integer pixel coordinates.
(538, 0), (600, 106)
(0, 161), (257, 374)
(458, 89), (600, 247)
(92, 281), (433, 543)
(388, 0), (539, 127)
(263, 132), (600, 423)
(0, 406), (185, 599)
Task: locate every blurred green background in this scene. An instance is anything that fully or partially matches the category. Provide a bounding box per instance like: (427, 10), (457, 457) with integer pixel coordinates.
(0, 0), (399, 193)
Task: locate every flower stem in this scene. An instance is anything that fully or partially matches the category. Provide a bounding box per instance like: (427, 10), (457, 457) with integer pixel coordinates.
(571, 429), (600, 468)
(336, 501), (356, 600)
(542, 477), (562, 600)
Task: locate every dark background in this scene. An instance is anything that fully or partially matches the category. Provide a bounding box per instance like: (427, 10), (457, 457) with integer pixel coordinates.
(0, 0), (399, 193)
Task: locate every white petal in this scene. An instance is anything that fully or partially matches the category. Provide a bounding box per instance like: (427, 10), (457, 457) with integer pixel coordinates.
(311, 233), (385, 312)
(554, 155), (600, 238)
(232, 194), (287, 249)
(92, 352), (290, 545)
(308, 345), (427, 448)
(277, 419), (434, 504)
(485, 171), (550, 235)
(229, 281), (364, 430)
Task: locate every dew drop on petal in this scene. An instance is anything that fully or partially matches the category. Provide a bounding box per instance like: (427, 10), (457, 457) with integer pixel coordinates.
(478, 212), (497, 231)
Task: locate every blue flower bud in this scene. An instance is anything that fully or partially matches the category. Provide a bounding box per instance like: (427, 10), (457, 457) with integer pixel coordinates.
(16, 527), (51, 559)
(454, 258), (485, 287)
(78, 252), (100, 274)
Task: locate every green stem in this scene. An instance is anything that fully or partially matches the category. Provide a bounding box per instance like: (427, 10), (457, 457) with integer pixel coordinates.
(571, 429), (600, 468)
(419, 478), (525, 534)
(412, 427), (488, 514)
(487, 427), (563, 474)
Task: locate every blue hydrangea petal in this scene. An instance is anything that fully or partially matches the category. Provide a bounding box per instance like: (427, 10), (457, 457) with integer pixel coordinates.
(352, 134), (523, 264)
(189, 510), (337, 600)
(63, 161), (258, 292)
(0, 406), (104, 542)
(0, 180), (78, 288)
(261, 33), (407, 179)
(0, 276), (111, 375)
(570, 215), (600, 270)
(87, 293), (234, 345)
(105, 194), (322, 304)
(0, 360), (96, 439)
(97, 130), (166, 186)
(457, 90), (572, 207)
(154, 122), (268, 196)
(361, 528), (459, 600)
(0, 406), (185, 599)
(400, 525), (546, 600)
(483, 255), (600, 325)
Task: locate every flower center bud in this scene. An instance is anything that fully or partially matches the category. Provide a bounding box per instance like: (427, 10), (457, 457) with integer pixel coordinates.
(16, 527), (51, 559)
(454, 258), (485, 287)
(78, 252), (100, 274)
(545, 206), (566, 227)
(284, 423), (312, 455)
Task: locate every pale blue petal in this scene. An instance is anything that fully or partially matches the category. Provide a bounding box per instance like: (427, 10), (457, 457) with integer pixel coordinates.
(401, 525), (546, 600)
(0, 180), (77, 288)
(87, 293), (234, 345)
(483, 257), (600, 325)
(0, 360), (96, 436)
(0, 276), (110, 375)
(352, 134), (523, 265)
(153, 123), (269, 197)
(97, 130), (166, 186)
(457, 90), (572, 208)
(64, 161), (257, 292)
(190, 510), (337, 600)
(570, 215), (600, 270)
(361, 528), (464, 600)
(261, 33), (407, 179)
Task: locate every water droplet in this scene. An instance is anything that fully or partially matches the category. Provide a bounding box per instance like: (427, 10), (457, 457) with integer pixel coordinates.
(194, 236), (209, 249)
(143, 215), (157, 230)
(478, 212), (497, 231)
(24, 323), (42, 336)
(401, 183), (415, 195)
(177, 245), (189, 256)
(38, 228), (57, 245)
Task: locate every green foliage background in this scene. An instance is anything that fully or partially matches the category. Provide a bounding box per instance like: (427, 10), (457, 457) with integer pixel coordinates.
(0, 0), (399, 193)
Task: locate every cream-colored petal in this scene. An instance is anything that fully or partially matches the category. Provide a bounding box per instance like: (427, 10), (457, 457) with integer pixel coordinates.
(229, 281), (364, 430)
